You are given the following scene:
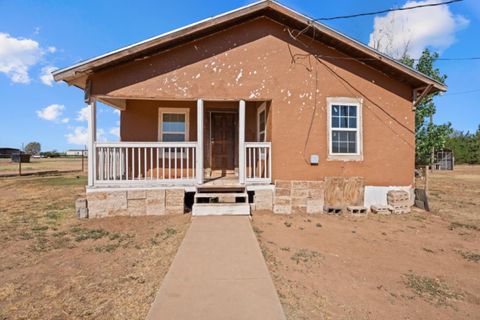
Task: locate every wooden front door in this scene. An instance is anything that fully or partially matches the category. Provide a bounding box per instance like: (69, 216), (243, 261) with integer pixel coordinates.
(210, 112), (236, 173)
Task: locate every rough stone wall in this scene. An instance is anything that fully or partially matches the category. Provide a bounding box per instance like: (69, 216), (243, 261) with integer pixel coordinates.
(86, 188), (184, 218)
(273, 180), (325, 214)
(253, 189), (273, 211)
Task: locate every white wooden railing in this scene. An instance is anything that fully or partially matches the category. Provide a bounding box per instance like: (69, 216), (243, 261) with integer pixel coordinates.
(245, 142), (272, 183)
(94, 142), (197, 185)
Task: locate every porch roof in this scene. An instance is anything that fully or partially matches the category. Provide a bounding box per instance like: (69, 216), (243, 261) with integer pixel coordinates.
(53, 0), (447, 94)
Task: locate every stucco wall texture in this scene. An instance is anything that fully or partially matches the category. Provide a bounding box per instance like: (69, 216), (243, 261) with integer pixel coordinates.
(93, 17), (415, 186)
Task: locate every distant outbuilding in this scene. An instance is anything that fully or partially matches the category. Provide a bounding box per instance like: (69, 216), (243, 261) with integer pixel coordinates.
(66, 149), (88, 157)
(11, 153), (31, 163)
(0, 148), (20, 159)
(433, 148), (454, 170)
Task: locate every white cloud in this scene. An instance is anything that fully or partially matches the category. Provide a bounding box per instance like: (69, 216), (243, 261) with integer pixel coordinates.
(36, 104), (65, 121)
(0, 33), (57, 84)
(61, 117), (69, 124)
(66, 127), (107, 146)
(66, 127), (88, 145)
(76, 106), (89, 122)
(113, 109), (121, 115)
(39, 65), (57, 86)
(369, 0), (469, 58)
(109, 127), (120, 139)
(98, 129), (107, 142)
(0, 33), (43, 83)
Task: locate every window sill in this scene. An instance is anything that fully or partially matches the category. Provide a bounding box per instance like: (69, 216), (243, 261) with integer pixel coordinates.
(327, 154), (363, 162)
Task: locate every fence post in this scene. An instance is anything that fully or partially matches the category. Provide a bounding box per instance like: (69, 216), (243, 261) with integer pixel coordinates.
(424, 165), (429, 195)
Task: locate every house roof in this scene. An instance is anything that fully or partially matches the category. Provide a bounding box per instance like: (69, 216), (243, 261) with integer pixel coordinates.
(53, 0), (447, 93)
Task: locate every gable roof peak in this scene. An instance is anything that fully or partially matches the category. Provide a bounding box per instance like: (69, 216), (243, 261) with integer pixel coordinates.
(53, 0), (446, 93)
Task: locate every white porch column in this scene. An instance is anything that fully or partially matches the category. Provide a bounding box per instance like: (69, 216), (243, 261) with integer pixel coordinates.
(239, 100), (246, 184)
(87, 99), (97, 186)
(196, 99), (204, 184)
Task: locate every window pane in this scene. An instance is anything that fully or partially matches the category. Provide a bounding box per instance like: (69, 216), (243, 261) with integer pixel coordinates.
(339, 142), (348, 153)
(340, 105), (348, 117)
(340, 117), (349, 128)
(349, 106), (357, 117)
(332, 105), (339, 116)
(348, 142), (356, 153)
(347, 131), (356, 142)
(163, 113), (185, 133)
(348, 117), (357, 128)
(332, 116), (339, 128)
(259, 110), (266, 131)
(259, 132), (265, 142)
(162, 133), (185, 142)
(332, 142), (339, 153)
(332, 131), (339, 142)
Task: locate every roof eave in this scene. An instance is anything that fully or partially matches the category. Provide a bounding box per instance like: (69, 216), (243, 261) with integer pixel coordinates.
(53, 0), (448, 92)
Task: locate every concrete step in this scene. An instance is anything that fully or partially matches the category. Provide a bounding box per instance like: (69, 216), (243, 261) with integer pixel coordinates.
(194, 192), (248, 204)
(194, 192), (248, 199)
(192, 203), (251, 216)
(196, 185), (245, 193)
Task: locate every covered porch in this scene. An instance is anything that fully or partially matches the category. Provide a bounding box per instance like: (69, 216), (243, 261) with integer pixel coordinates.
(86, 98), (272, 189)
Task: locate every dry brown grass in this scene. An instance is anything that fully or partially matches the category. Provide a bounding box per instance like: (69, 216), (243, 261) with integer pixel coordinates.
(0, 158), (84, 175)
(253, 165), (480, 320)
(0, 173), (190, 320)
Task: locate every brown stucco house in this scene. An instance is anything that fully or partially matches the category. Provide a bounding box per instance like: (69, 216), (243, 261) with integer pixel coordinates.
(53, 0), (446, 217)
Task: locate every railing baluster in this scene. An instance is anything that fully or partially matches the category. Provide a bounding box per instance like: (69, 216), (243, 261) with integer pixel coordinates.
(126, 147), (129, 181)
(180, 147), (184, 179)
(132, 148), (136, 180)
(186, 147), (189, 179)
(168, 148), (171, 180)
(137, 148), (141, 180)
(113, 148), (116, 181)
(192, 147), (196, 179)
(174, 147), (178, 180)
(253, 148), (256, 179)
(150, 147), (153, 180)
(259, 147), (262, 179)
(162, 148), (165, 180)
(106, 148), (110, 180)
(144, 148), (147, 181)
(156, 147), (159, 180)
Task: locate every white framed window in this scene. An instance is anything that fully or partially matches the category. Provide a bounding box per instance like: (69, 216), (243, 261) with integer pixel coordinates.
(327, 98), (362, 159)
(158, 108), (189, 142)
(257, 103), (267, 142)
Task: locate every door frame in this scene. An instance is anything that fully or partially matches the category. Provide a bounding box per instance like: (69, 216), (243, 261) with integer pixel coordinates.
(208, 110), (238, 175)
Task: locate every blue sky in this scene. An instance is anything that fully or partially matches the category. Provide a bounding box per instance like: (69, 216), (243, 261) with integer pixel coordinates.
(1, 0), (479, 151)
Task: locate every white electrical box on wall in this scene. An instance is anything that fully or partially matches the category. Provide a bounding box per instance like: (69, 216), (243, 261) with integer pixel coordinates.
(310, 154), (319, 165)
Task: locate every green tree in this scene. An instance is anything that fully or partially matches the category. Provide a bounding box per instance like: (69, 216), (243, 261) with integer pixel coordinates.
(444, 126), (480, 164)
(400, 49), (452, 165)
(24, 141), (41, 155)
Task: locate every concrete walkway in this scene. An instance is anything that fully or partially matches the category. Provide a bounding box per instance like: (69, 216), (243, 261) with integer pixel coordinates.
(146, 216), (286, 320)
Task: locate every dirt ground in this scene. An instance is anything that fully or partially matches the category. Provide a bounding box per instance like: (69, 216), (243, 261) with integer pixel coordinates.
(0, 158), (84, 175)
(0, 173), (190, 320)
(1, 166), (479, 320)
(253, 165), (480, 320)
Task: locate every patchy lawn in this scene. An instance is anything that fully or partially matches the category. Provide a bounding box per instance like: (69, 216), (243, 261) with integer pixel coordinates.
(253, 165), (480, 320)
(0, 173), (190, 320)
